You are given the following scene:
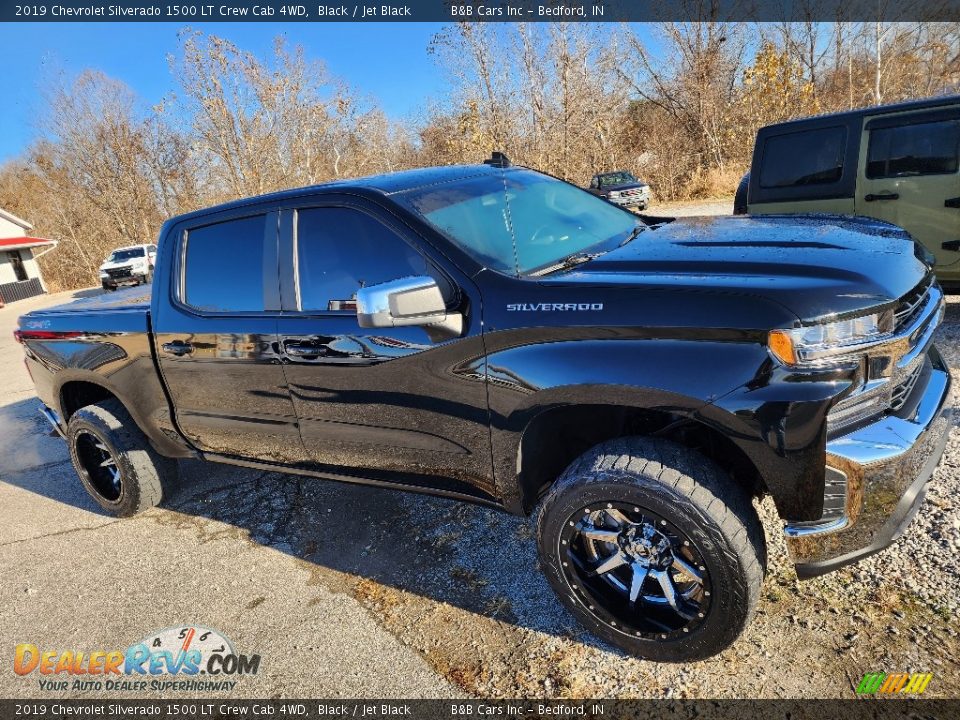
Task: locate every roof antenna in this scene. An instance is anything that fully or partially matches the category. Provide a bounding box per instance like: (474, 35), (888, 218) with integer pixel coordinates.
(483, 151), (511, 168)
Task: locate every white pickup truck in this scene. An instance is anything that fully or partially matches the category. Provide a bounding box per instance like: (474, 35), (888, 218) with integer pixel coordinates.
(99, 244), (157, 291)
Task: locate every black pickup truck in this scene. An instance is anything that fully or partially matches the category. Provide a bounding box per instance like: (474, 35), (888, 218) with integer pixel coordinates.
(16, 159), (952, 662)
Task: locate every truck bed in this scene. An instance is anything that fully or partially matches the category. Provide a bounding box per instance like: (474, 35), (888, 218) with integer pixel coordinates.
(22, 286), (151, 318)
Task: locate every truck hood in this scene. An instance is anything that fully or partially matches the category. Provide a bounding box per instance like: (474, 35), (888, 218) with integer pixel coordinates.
(602, 181), (649, 192)
(552, 214), (930, 321)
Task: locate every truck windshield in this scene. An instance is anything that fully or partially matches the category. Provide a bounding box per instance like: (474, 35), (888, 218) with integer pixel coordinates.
(400, 169), (638, 276)
(599, 172), (638, 187)
(107, 248), (145, 262)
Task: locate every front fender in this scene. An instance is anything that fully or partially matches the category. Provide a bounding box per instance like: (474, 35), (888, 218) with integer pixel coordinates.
(485, 330), (855, 520)
(485, 331), (772, 511)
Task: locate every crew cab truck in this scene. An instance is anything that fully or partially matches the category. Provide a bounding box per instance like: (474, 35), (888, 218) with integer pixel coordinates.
(16, 159), (952, 662)
(99, 244), (157, 291)
(587, 171), (651, 210)
(735, 95), (960, 288)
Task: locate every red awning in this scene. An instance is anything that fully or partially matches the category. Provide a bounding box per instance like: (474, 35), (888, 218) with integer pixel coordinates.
(0, 236), (57, 252)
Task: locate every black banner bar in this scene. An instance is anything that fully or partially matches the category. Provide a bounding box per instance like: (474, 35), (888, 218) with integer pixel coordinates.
(3, 700), (960, 720)
(3, 0), (960, 23)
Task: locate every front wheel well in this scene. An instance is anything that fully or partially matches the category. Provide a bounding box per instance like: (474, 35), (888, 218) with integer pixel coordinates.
(60, 381), (119, 422)
(518, 404), (767, 513)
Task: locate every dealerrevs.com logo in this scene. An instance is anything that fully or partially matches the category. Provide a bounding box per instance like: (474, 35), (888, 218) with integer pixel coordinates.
(13, 625), (260, 692)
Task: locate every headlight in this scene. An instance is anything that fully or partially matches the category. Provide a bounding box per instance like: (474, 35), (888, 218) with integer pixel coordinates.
(99, 271), (109, 278)
(768, 311), (893, 365)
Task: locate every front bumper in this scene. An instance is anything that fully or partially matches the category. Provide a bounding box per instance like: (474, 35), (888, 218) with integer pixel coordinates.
(608, 193), (649, 208)
(786, 345), (952, 578)
(102, 275), (144, 288)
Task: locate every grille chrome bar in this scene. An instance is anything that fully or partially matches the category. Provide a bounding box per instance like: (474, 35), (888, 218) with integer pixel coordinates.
(891, 359), (926, 412)
(895, 276), (934, 330)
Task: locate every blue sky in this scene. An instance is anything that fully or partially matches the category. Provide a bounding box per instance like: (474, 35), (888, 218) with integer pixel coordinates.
(0, 22), (449, 163)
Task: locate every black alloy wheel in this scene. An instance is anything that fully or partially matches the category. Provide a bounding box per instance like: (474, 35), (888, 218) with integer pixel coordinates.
(74, 429), (122, 502)
(66, 399), (175, 516)
(560, 502), (711, 639)
(536, 437), (766, 661)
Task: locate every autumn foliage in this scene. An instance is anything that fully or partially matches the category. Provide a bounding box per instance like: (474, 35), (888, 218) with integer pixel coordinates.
(1, 22), (958, 290)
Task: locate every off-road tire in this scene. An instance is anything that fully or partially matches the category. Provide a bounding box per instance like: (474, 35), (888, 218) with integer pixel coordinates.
(535, 437), (766, 662)
(67, 399), (176, 517)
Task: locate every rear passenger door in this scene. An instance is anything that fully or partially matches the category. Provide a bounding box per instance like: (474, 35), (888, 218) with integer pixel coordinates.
(857, 109), (960, 276)
(153, 211), (304, 464)
(273, 199), (496, 502)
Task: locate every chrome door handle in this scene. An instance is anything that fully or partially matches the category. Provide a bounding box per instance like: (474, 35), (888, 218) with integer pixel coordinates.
(283, 342), (328, 357)
(161, 341), (193, 356)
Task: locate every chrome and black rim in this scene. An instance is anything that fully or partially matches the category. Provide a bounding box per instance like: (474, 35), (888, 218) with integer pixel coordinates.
(559, 502), (711, 639)
(75, 430), (122, 502)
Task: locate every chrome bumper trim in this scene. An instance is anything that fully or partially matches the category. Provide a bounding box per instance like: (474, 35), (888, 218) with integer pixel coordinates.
(783, 467), (849, 537)
(786, 345), (952, 575)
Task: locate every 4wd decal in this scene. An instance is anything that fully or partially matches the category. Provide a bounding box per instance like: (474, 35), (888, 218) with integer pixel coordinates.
(506, 303), (603, 311)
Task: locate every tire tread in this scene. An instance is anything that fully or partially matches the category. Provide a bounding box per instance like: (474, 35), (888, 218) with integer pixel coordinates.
(534, 436), (766, 661)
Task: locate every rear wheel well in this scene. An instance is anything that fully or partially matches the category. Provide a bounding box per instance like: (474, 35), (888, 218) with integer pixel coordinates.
(60, 381), (118, 422)
(518, 404), (766, 513)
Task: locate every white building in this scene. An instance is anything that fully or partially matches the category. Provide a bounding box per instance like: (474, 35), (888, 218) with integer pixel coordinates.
(0, 208), (57, 306)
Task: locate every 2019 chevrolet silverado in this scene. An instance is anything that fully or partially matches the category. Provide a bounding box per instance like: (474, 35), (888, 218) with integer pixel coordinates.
(16, 158), (951, 662)
(99, 244), (157, 291)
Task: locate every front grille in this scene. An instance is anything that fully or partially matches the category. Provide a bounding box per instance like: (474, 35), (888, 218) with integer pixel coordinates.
(106, 267), (132, 279)
(891, 356), (926, 412)
(895, 276), (933, 331)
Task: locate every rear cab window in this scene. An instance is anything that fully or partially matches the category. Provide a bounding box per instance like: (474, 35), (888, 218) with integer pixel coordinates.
(182, 214), (267, 312)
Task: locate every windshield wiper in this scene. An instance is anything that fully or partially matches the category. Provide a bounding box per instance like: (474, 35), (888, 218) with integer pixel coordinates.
(529, 251), (605, 277)
(530, 223), (645, 277)
(618, 223), (646, 247)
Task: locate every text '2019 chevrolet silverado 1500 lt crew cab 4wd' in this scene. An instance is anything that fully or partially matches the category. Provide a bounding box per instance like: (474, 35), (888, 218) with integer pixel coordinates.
(16, 158), (952, 662)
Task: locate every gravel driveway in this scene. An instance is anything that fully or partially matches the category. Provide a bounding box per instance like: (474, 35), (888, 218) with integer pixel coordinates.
(0, 288), (957, 699)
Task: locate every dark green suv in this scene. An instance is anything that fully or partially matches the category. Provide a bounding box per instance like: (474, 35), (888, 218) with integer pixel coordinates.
(736, 95), (960, 287)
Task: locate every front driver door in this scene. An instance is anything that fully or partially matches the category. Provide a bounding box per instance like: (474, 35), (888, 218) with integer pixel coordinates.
(857, 109), (960, 277)
(274, 201), (496, 502)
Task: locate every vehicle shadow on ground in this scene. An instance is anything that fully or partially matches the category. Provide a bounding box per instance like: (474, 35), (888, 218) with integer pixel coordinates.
(70, 288), (106, 300)
(0, 397), (113, 517)
(0, 393), (588, 649)
(165, 459), (589, 649)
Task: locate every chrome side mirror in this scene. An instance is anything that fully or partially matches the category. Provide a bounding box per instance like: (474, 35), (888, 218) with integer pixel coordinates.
(356, 276), (462, 335)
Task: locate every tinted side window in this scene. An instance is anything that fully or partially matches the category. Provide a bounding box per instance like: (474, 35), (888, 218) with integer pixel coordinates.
(296, 207), (428, 312)
(184, 215), (266, 312)
(867, 119), (960, 178)
(759, 127), (846, 189)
